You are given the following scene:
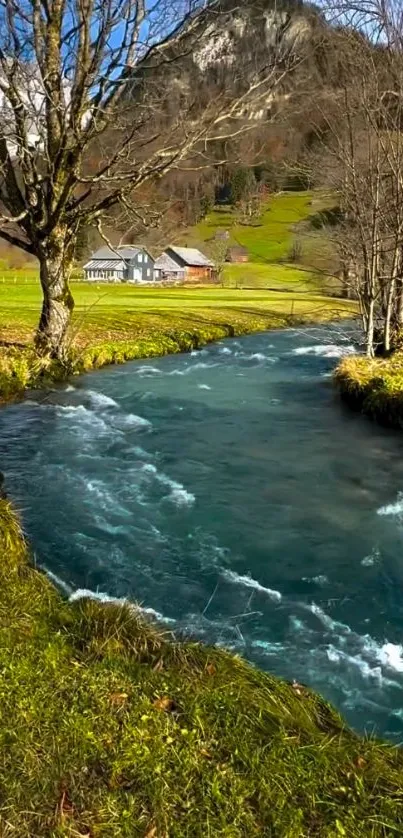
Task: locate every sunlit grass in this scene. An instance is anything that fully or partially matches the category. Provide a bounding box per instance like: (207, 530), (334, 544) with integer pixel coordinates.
(187, 192), (322, 262)
(0, 499), (403, 837)
(336, 353), (403, 428)
(0, 278), (356, 399)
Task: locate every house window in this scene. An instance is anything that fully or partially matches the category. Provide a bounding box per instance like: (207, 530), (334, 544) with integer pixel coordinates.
(147, 268), (151, 277)
(138, 253), (143, 263)
(144, 253), (148, 263)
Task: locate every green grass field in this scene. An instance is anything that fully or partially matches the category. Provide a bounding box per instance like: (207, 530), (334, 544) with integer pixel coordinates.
(0, 277), (356, 399)
(0, 277), (355, 346)
(1, 499), (403, 838)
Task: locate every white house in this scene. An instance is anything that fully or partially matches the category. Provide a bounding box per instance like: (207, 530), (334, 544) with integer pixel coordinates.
(83, 245), (155, 283)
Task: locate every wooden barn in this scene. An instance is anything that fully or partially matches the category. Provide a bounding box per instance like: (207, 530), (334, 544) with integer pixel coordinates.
(226, 246), (249, 263)
(162, 246), (214, 282)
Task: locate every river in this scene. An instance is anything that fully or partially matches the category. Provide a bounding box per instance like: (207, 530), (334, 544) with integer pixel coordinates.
(2, 322), (403, 741)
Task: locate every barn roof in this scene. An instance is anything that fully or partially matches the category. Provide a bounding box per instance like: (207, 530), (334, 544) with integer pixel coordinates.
(168, 246), (214, 267)
(154, 252), (186, 272)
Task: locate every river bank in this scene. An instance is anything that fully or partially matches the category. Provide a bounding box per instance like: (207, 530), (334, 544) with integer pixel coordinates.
(0, 282), (356, 402)
(335, 352), (403, 429)
(1, 496), (403, 836)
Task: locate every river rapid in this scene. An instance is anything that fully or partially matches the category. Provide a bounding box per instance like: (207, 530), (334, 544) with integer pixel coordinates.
(2, 322), (403, 741)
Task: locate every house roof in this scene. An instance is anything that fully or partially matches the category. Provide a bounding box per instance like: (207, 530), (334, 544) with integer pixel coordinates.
(154, 252), (186, 272)
(89, 244), (150, 261)
(168, 246), (214, 267)
(84, 259), (126, 271)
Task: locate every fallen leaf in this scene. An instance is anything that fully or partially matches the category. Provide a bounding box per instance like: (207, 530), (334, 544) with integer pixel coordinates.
(145, 826), (158, 838)
(153, 696), (177, 713)
(200, 748), (212, 759)
(206, 662), (216, 676)
(356, 756), (366, 769)
(109, 692), (129, 705)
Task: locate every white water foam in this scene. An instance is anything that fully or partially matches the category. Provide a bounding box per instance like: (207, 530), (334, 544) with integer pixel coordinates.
(131, 445), (153, 460)
(55, 405), (111, 435)
(219, 347), (232, 355)
(113, 413), (152, 430)
(198, 384), (211, 390)
(42, 567), (73, 596)
(56, 403), (91, 413)
(299, 601), (403, 684)
(326, 645), (383, 683)
(64, 385), (76, 392)
(292, 344), (356, 359)
(69, 588), (174, 623)
(251, 639), (284, 654)
(361, 547), (381, 567)
(141, 463), (195, 507)
(86, 479), (128, 512)
(326, 641), (403, 682)
(169, 362), (218, 377)
(247, 352), (267, 362)
(376, 643), (403, 672)
(222, 569), (282, 601)
(302, 574), (329, 586)
(135, 366), (161, 377)
(84, 390), (119, 409)
(377, 492), (403, 518)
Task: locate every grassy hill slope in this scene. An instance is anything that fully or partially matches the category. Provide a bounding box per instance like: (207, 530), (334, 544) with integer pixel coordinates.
(181, 191), (337, 291)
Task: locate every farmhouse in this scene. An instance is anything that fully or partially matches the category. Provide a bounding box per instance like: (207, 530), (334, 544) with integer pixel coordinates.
(83, 245), (154, 283)
(153, 252), (186, 282)
(159, 246), (214, 282)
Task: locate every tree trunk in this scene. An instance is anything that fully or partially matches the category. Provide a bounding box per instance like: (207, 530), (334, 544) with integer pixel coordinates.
(396, 278), (403, 328)
(35, 240), (75, 358)
(383, 278), (395, 354)
(365, 298), (375, 358)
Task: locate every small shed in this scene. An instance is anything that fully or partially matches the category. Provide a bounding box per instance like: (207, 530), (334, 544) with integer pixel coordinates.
(226, 246), (249, 263)
(215, 229), (230, 241)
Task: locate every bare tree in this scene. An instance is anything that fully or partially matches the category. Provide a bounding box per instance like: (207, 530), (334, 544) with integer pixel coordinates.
(0, 0), (301, 357)
(312, 1), (403, 356)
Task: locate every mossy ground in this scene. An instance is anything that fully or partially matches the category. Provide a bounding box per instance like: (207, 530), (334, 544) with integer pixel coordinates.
(335, 353), (403, 428)
(0, 282), (356, 400)
(1, 500), (403, 837)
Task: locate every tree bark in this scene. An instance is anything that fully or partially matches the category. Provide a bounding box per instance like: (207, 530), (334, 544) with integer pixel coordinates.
(383, 278), (395, 354)
(365, 298), (375, 358)
(396, 277), (403, 328)
(35, 236), (75, 358)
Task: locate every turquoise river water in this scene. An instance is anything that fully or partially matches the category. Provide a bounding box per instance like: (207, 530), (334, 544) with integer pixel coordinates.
(2, 322), (403, 741)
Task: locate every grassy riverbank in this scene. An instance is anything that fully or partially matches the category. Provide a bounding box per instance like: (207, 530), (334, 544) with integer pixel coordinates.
(335, 353), (403, 428)
(0, 281), (356, 400)
(0, 499), (402, 837)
